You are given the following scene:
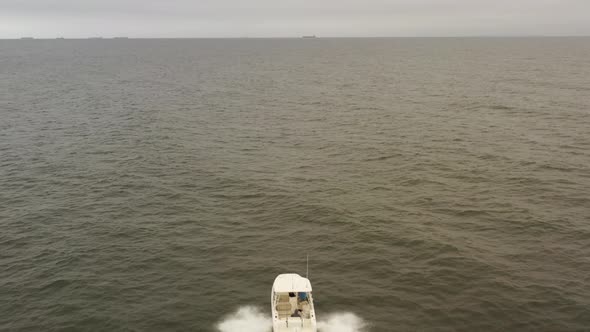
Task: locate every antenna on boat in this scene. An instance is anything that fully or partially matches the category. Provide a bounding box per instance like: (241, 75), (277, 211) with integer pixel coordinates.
(306, 254), (309, 279)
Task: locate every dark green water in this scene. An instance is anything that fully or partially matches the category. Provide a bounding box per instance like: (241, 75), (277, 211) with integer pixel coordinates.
(1, 38), (590, 331)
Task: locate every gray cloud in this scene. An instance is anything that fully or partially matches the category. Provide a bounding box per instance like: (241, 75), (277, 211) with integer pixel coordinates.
(1, 0), (590, 38)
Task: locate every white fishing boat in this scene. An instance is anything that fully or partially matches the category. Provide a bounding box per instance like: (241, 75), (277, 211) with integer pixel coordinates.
(271, 273), (317, 332)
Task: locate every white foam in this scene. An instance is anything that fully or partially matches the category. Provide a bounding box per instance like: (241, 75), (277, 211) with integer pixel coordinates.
(318, 312), (367, 332)
(216, 306), (272, 332)
(216, 306), (366, 332)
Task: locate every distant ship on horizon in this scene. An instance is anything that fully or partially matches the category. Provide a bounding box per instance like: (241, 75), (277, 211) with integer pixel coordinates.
(302, 35), (317, 39)
(20, 37), (34, 40)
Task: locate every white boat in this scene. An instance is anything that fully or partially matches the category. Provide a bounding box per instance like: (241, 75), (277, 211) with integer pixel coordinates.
(271, 274), (317, 332)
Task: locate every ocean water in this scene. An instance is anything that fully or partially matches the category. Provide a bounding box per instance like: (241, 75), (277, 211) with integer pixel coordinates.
(1, 38), (590, 331)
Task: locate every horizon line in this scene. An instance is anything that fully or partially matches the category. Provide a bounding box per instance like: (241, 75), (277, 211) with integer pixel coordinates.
(3, 35), (590, 40)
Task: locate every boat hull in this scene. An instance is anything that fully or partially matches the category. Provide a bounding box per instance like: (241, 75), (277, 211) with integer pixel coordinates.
(273, 326), (316, 332)
(271, 274), (317, 332)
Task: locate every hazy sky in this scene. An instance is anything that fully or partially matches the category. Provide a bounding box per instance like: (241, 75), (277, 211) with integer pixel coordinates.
(1, 0), (590, 38)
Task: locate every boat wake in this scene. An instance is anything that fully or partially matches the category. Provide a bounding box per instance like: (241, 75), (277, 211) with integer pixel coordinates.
(216, 306), (366, 332)
(317, 312), (367, 332)
(216, 306), (271, 332)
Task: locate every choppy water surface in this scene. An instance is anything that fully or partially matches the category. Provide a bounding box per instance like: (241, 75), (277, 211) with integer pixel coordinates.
(1, 38), (590, 331)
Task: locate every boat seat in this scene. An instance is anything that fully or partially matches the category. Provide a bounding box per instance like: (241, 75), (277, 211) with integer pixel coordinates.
(300, 302), (310, 315)
(276, 302), (292, 318)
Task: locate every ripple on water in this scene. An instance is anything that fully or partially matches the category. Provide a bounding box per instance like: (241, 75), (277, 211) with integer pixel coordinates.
(1, 38), (590, 331)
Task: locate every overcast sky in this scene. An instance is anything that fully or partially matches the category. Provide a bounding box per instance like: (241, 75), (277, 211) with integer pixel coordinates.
(1, 0), (590, 38)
